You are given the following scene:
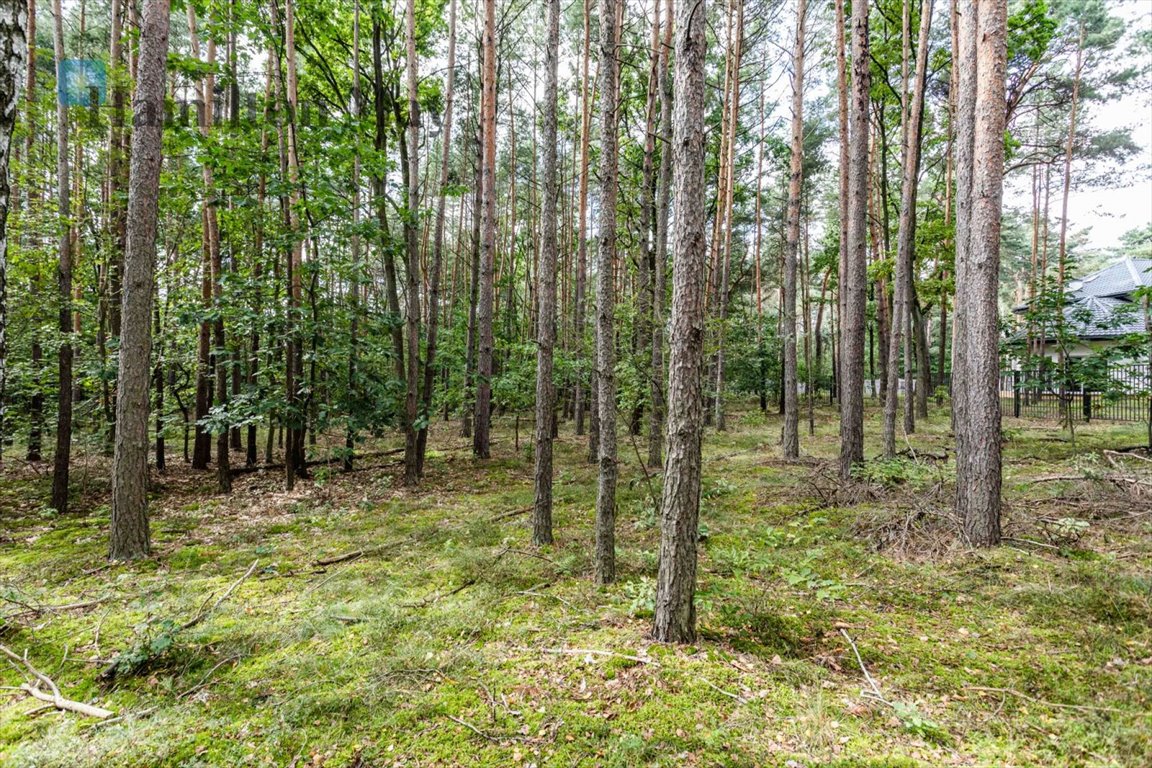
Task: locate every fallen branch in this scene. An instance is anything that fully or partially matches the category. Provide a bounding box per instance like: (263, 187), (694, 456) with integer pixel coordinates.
(181, 560), (260, 632)
(0, 643), (113, 719)
(311, 550), (365, 567)
(490, 505), (532, 522)
(964, 686), (1133, 715)
(523, 647), (660, 667)
(839, 629), (893, 707)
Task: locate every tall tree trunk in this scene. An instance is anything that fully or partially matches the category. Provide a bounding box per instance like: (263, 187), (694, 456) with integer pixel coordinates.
(952, 0), (1007, 547)
(400, 0), (422, 485)
(22, 0), (40, 463)
(883, 0), (933, 457)
(110, 0), (170, 560)
(653, 0), (706, 644)
(50, 0), (73, 513)
(593, 0), (621, 585)
(473, 0), (497, 458)
(573, 0), (593, 438)
(344, 0), (362, 471)
(416, 0), (457, 477)
(0, 0), (25, 467)
(781, 0), (806, 459)
(712, 0), (743, 433)
(839, 0), (869, 480)
(532, 0), (560, 546)
(835, 0), (849, 407)
(647, 0), (672, 468)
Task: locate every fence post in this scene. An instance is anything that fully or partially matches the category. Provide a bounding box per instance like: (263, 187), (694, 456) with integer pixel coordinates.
(1083, 389), (1092, 422)
(1012, 370), (1021, 418)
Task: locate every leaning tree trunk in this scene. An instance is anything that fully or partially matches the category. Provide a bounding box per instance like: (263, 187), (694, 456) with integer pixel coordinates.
(653, 0), (707, 645)
(781, 0), (806, 459)
(0, 0), (26, 467)
(593, 0), (621, 585)
(952, 0), (1006, 547)
(532, 0), (560, 546)
(839, 0), (869, 481)
(110, 0), (170, 560)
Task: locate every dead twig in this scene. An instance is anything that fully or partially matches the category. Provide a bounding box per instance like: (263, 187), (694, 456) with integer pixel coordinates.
(839, 629), (893, 707)
(181, 560), (260, 632)
(0, 644), (114, 719)
(523, 647), (660, 667)
(964, 686), (1133, 715)
(490, 505), (532, 522)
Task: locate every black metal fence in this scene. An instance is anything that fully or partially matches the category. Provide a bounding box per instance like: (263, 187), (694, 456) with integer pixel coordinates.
(1000, 364), (1152, 423)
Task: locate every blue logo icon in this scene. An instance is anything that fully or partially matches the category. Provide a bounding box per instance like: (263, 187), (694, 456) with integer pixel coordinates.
(58, 60), (106, 107)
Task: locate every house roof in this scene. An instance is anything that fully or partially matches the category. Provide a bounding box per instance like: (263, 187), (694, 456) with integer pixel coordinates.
(1062, 295), (1147, 339)
(1013, 257), (1151, 341)
(1066, 257), (1152, 301)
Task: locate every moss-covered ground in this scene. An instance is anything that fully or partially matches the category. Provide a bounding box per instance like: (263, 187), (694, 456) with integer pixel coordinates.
(1, 403), (1150, 766)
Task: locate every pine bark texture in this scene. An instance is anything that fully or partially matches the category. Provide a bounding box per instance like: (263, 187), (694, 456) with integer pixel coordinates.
(532, 0), (560, 546)
(473, 0), (497, 459)
(593, 0), (621, 585)
(839, 0), (869, 480)
(882, 0), (933, 457)
(953, 0), (1006, 546)
(110, 0), (170, 560)
(653, 0), (706, 644)
(781, 0), (806, 459)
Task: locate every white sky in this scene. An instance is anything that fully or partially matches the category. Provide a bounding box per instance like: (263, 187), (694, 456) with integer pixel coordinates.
(1003, 1), (1152, 251)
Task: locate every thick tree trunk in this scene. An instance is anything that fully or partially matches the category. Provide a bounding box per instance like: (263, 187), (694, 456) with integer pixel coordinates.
(781, 0), (806, 459)
(110, 0), (170, 560)
(593, 0), (621, 585)
(532, 0), (560, 546)
(654, 0), (707, 644)
(839, 0), (869, 480)
(952, 0), (1006, 547)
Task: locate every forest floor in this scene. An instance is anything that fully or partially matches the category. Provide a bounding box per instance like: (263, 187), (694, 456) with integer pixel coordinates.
(1, 403), (1151, 767)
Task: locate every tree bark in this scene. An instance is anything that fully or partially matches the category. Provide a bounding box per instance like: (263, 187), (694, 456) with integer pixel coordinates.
(416, 0), (457, 477)
(839, 0), (869, 480)
(782, 0), (807, 459)
(0, 0), (25, 467)
(653, 0), (706, 644)
(882, 0), (933, 457)
(593, 0), (622, 585)
(532, 0), (560, 546)
(647, 0), (672, 469)
(952, 0), (1006, 547)
(50, 0), (73, 513)
(473, 0), (497, 458)
(110, 0), (170, 560)
(400, 0), (422, 485)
